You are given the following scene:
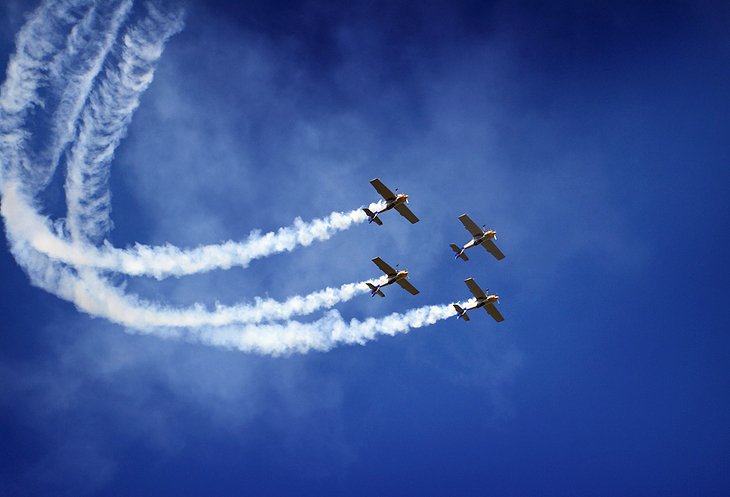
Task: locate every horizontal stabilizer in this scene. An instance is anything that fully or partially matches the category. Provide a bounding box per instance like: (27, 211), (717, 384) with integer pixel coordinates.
(367, 282), (385, 297)
(363, 208), (383, 225)
(453, 304), (470, 321)
(450, 243), (469, 261)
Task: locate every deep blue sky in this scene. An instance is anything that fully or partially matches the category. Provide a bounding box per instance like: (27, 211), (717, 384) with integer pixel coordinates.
(1, 0), (730, 496)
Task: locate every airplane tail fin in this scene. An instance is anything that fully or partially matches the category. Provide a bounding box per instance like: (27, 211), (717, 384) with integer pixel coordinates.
(363, 208), (383, 226)
(367, 282), (385, 297)
(450, 244), (468, 261)
(453, 304), (470, 321)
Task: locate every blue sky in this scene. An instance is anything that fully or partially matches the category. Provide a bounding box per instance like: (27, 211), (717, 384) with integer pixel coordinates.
(1, 0), (729, 495)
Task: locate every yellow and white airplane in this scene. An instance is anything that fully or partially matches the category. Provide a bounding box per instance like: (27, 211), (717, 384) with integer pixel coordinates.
(450, 213), (504, 261)
(363, 178), (419, 225)
(367, 257), (420, 297)
(453, 277), (504, 322)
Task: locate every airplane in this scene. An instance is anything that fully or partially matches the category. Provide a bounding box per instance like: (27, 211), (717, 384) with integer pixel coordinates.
(366, 257), (420, 297)
(450, 213), (505, 261)
(453, 277), (504, 322)
(362, 178), (419, 225)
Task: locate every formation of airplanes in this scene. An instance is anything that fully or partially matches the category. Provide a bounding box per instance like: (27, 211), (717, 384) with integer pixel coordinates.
(363, 178), (506, 324)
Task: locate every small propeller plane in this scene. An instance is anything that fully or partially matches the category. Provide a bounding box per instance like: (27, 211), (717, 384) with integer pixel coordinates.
(453, 277), (504, 322)
(367, 257), (420, 297)
(450, 213), (505, 261)
(363, 178), (419, 225)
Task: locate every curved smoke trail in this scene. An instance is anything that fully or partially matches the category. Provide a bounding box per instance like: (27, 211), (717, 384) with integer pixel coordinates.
(0, 0), (460, 355)
(64, 2), (184, 244)
(44, 0), (133, 190)
(3, 180), (380, 279)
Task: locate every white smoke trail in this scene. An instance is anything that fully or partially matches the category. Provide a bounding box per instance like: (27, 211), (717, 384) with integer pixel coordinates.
(192, 305), (458, 356)
(2, 181), (376, 328)
(2, 1), (376, 279)
(0, 1), (460, 356)
(42, 0), (133, 187)
(6, 231), (457, 355)
(4, 182), (380, 279)
(64, 2), (184, 244)
(5, 231), (374, 328)
(0, 0), (92, 187)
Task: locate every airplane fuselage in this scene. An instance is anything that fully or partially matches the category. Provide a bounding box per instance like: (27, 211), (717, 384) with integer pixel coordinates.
(376, 194), (408, 215)
(382, 270), (409, 287)
(370, 269), (410, 296)
(462, 230), (496, 251)
(464, 294), (499, 311)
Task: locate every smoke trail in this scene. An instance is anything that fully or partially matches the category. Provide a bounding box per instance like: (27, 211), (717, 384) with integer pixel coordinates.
(41, 0), (133, 188)
(64, 2), (184, 244)
(1, 1), (376, 280)
(3, 181), (377, 328)
(4, 182), (380, 279)
(0, 0), (92, 187)
(6, 237), (374, 329)
(7, 229), (457, 355)
(192, 305), (458, 356)
(0, 2), (461, 356)
(6, 228), (456, 355)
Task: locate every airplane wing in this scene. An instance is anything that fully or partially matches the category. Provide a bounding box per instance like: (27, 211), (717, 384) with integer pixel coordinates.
(372, 257), (397, 276)
(482, 239), (505, 260)
(394, 204), (419, 224)
(458, 214), (483, 238)
(396, 279), (420, 295)
(464, 277), (487, 299)
(485, 303), (505, 322)
(370, 178), (396, 201)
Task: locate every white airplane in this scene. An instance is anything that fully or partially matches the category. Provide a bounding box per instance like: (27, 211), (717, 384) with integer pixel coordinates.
(453, 278), (504, 322)
(367, 257), (420, 297)
(450, 213), (504, 261)
(363, 178), (419, 225)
